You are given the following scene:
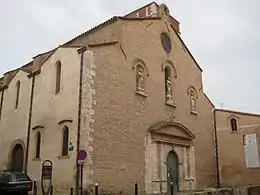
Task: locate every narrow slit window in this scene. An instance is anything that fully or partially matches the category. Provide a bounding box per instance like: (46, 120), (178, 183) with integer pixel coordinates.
(55, 61), (61, 94)
(62, 126), (69, 156)
(15, 81), (20, 109)
(230, 118), (238, 132)
(35, 132), (41, 158)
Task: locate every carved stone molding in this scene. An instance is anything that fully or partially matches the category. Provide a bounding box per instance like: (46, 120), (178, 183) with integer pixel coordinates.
(149, 120), (195, 145)
(58, 119), (73, 125)
(32, 125), (44, 131)
(132, 58), (149, 76)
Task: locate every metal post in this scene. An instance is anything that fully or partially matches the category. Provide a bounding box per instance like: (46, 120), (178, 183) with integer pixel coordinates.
(135, 182), (138, 195)
(95, 183), (99, 195)
(33, 179), (37, 195)
(70, 187), (74, 195)
(170, 182), (174, 195)
(50, 185), (53, 195)
(80, 163), (83, 195)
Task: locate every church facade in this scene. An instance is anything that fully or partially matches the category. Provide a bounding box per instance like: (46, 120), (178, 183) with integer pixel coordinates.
(0, 2), (260, 195)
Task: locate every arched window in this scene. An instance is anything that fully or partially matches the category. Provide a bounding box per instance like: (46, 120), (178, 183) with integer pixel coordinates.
(230, 118), (238, 132)
(165, 67), (173, 104)
(55, 61), (61, 94)
(62, 126), (69, 156)
(35, 132), (41, 158)
(15, 81), (20, 109)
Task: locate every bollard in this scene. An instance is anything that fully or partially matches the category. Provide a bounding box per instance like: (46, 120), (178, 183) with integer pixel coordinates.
(135, 182), (138, 195)
(70, 187), (74, 195)
(33, 179), (37, 195)
(50, 185), (53, 195)
(170, 182), (174, 195)
(95, 183), (99, 195)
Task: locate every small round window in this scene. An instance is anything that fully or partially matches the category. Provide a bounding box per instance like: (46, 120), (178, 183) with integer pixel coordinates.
(161, 33), (172, 54)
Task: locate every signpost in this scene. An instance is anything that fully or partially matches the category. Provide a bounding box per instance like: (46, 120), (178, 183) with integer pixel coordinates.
(77, 150), (87, 195)
(41, 160), (53, 195)
(68, 141), (74, 151)
(77, 149), (87, 160)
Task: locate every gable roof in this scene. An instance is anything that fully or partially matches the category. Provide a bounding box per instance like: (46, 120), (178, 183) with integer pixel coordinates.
(62, 4), (203, 72)
(20, 61), (33, 73)
(2, 69), (19, 87)
(63, 15), (162, 46)
(0, 45), (85, 90)
(63, 17), (118, 46)
(214, 108), (260, 118)
(30, 45), (83, 73)
(2, 2), (204, 89)
(2, 3), (161, 79)
(32, 48), (57, 69)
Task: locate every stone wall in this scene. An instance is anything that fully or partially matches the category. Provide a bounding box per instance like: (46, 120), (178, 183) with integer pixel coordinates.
(0, 70), (31, 170)
(67, 14), (217, 194)
(26, 47), (82, 195)
(118, 17), (216, 190)
(215, 109), (260, 187)
(79, 49), (96, 192)
(0, 3), (229, 195)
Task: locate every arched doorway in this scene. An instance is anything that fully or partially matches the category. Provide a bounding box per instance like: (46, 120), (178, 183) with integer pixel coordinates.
(167, 151), (179, 193)
(10, 144), (24, 171)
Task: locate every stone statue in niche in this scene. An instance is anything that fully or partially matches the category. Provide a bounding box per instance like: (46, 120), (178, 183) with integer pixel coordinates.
(166, 77), (173, 103)
(136, 67), (145, 93)
(190, 90), (196, 111)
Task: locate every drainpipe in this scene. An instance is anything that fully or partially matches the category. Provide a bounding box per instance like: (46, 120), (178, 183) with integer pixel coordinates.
(213, 109), (220, 188)
(24, 72), (37, 173)
(76, 46), (86, 194)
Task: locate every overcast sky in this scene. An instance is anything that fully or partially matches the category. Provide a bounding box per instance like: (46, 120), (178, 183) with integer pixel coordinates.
(1, 0), (260, 113)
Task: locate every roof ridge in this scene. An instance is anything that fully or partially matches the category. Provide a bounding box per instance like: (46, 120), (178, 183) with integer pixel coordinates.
(215, 108), (260, 117)
(63, 16), (119, 46)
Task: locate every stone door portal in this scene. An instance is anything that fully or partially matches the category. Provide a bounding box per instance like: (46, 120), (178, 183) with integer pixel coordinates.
(10, 144), (24, 171)
(147, 120), (196, 193)
(167, 151), (179, 193)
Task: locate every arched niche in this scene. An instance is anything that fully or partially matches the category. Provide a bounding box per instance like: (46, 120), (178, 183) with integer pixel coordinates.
(187, 86), (198, 98)
(132, 58), (149, 76)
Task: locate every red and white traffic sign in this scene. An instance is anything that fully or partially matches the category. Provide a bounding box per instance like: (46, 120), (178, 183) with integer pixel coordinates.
(77, 150), (87, 160)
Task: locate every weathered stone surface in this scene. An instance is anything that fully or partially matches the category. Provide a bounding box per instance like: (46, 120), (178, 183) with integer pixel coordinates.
(215, 109), (260, 187)
(3, 2), (260, 195)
